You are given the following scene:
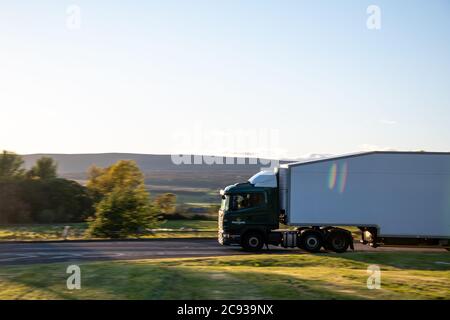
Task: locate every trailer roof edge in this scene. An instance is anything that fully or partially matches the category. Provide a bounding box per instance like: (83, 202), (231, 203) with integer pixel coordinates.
(286, 151), (450, 168)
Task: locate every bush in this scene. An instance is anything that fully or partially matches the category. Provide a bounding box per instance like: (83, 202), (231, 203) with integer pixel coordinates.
(86, 160), (161, 238)
(23, 178), (94, 223)
(0, 179), (94, 224)
(0, 153), (94, 224)
(0, 181), (31, 224)
(87, 188), (159, 238)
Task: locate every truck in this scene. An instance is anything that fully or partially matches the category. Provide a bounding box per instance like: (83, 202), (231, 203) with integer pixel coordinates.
(218, 151), (450, 253)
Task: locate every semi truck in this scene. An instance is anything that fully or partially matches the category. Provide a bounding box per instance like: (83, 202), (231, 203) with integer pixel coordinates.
(218, 151), (450, 253)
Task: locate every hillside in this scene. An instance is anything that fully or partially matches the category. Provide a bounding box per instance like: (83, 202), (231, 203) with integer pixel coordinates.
(21, 153), (323, 205)
(23, 153), (284, 174)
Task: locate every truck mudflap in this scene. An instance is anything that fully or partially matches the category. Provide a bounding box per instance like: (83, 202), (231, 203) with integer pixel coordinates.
(343, 229), (354, 251)
(349, 240), (354, 250)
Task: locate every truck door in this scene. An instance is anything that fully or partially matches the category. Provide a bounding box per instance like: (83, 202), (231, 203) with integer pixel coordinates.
(228, 192), (272, 227)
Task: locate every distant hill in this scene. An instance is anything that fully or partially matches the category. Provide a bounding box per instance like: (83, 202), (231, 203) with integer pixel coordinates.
(21, 153), (329, 194)
(22, 153), (291, 175)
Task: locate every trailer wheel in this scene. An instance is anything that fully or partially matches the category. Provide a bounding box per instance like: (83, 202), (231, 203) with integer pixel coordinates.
(326, 230), (350, 253)
(299, 230), (323, 253)
(241, 232), (264, 252)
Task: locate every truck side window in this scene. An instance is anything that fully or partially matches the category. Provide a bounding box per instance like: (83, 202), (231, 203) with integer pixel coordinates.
(229, 193), (266, 211)
(249, 192), (266, 207)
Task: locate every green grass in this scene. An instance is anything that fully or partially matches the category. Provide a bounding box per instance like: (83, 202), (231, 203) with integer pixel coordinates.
(0, 223), (88, 241)
(0, 220), (218, 241)
(146, 220), (217, 238)
(148, 186), (219, 205)
(162, 220), (216, 230)
(0, 252), (449, 300)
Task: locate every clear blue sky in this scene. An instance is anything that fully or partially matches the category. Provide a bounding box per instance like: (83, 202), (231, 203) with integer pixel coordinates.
(1, 0), (449, 158)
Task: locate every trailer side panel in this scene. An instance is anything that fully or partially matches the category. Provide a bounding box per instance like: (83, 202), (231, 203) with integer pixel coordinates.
(287, 152), (450, 238)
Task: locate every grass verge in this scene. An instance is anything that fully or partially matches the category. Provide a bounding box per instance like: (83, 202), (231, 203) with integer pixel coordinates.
(0, 220), (218, 241)
(0, 252), (449, 299)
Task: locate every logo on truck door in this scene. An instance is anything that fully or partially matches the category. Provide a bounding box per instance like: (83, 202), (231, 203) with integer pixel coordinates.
(232, 218), (246, 225)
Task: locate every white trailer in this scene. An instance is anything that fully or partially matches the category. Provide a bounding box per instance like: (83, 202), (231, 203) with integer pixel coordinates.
(278, 151), (450, 248)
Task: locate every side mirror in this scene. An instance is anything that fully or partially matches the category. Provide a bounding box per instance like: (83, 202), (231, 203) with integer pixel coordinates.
(221, 195), (226, 200)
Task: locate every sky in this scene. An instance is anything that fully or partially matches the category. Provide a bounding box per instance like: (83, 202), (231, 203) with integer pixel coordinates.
(1, 0), (449, 159)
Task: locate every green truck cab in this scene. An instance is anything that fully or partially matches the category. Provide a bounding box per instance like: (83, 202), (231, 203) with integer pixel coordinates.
(218, 172), (282, 251)
(218, 170), (354, 253)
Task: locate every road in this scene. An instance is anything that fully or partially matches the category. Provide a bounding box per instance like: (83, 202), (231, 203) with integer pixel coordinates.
(0, 239), (447, 265)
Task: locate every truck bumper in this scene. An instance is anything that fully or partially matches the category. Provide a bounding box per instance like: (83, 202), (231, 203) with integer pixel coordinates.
(218, 231), (241, 246)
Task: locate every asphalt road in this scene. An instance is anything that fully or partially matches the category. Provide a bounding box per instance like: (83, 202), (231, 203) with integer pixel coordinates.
(0, 239), (447, 266)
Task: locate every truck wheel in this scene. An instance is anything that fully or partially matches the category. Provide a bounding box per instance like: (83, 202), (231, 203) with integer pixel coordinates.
(299, 230), (323, 253)
(326, 230), (350, 253)
(242, 232), (264, 252)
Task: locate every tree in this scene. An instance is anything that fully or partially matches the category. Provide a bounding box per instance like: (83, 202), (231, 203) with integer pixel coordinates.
(0, 150), (25, 180)
(0, 181), (31, 223)
(87, 160), (144, 202)
(0, 151), (93, 224)
(154, 193), (177, 215)
(0, 178), (94, 224)
(21, 178), (94, 223)
(86, 160), (160, 238)
(28, 157), (58, 180)
(86, 165), (107, 203)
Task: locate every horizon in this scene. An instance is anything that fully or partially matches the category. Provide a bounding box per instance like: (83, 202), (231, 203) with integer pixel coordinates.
(19, 149), (450, 161)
